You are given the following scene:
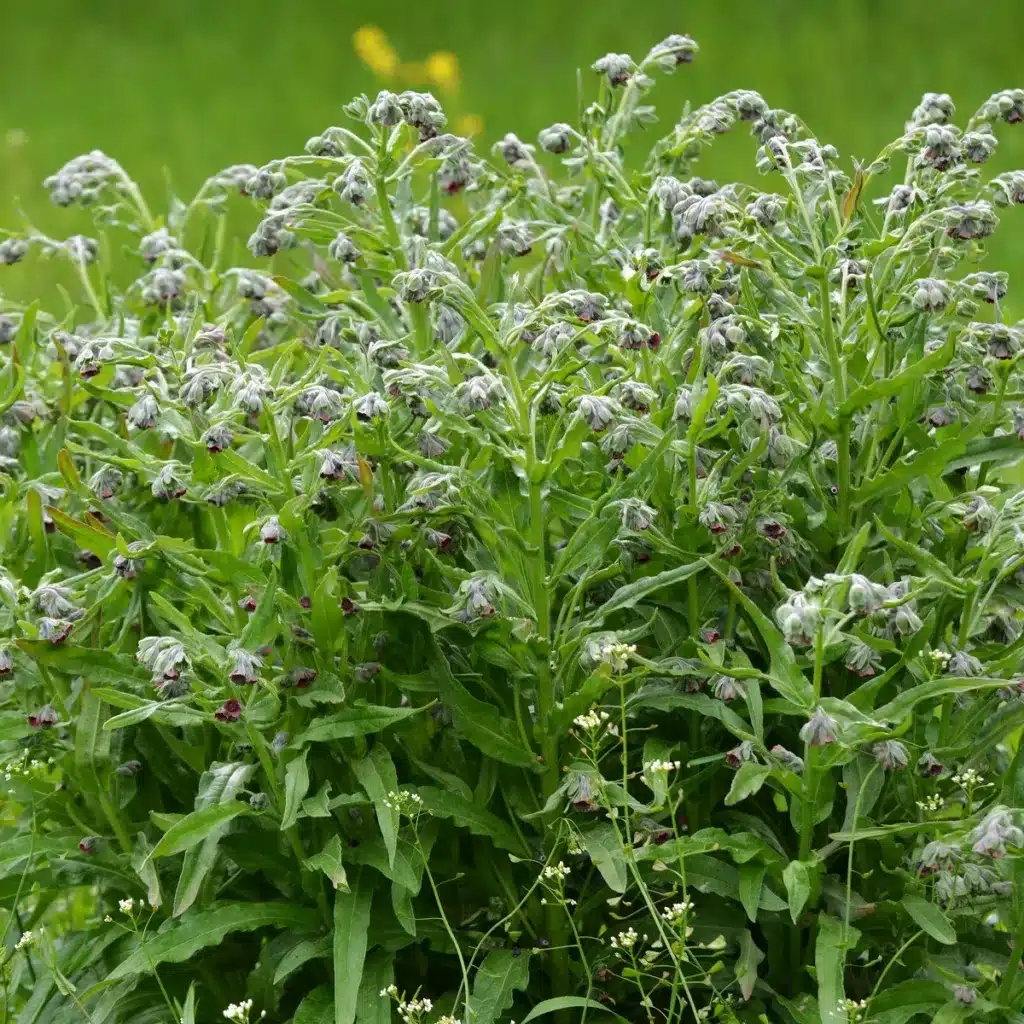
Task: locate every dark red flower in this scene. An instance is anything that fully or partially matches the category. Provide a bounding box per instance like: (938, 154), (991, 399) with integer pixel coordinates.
(28, 705), (59, 728)
(341, 597), (359, 616)
(214, 698), (242, 723)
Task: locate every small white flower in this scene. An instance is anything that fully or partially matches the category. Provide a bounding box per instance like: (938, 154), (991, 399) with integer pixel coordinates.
(660, 900), (695, 927)
(542, 861), (571, 880)
(600, 641), (637, 674)
(916, 794), (944, 814)
(610, 926), (639, 951)
(14, 930), (33, 950)
(119, 897), (135, 915)
(222, 999), (255, 1023)
(573, 708), (611, 732)
(645, 759), (682, 774)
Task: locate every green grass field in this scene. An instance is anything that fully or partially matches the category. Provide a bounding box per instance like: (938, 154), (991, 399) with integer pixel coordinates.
(2, 0), (1023, 303)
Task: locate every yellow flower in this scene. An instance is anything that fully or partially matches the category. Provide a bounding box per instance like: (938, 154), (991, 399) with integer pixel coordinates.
(456, 114), (485, 138)
(353, 25), (399, 79)
(425, 51), (461, 94)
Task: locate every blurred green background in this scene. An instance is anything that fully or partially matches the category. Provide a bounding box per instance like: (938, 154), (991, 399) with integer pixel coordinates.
(2, 0), (1024, 304)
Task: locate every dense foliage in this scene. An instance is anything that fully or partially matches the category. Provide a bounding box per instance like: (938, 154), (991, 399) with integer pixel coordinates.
(4, 33), (1024, 1024)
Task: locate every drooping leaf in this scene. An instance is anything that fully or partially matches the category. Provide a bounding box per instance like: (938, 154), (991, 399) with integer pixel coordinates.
(735, 930), (764, 1001)
(578, 822), (628, 894)
(782, 860), (812, 924)
(305, 834), (349, 891)
(108, 902), (317, 979)
(725, 762), (771, 806)
(468, 949), (531, 1024)
(413, 786), (527, 855)
(149, 803), (248, 859)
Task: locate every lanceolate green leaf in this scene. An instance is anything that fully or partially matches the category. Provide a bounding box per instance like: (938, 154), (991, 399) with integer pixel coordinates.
(585, 560), (703, 625)
(334, 869), (373, 1024)
(281, 749), (310, 831)
(173, 762), (253, 917)
(294, 704), (425, 744)
(901, 895), (957, 945)
(413, 786), (528, 855)
(149, 802), (248, 859)
(108, 902), (317, 980)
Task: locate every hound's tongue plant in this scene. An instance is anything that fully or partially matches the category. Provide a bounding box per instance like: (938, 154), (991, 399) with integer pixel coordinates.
(5, 32), (1024, 1024)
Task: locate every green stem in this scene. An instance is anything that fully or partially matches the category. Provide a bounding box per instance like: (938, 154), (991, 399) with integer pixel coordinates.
(819, 277), (851, 533)
(998, 897), (1024, 1004)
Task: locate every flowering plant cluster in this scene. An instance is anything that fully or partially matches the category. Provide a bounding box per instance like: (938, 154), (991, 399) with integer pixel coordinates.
(4, 31), (1024, 1024)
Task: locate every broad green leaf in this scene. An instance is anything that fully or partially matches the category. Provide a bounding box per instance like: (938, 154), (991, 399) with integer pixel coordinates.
(628, 687), (754, 742)
(355, 951), (396, 1024)
(305, 834), (349, 891)
(293, 985), (333, 1024)
(149, 802), (248, 859)
(414, 786), (527, 855)
(190, 549), (267, 586)
(273, 935), (332, 985)
(295, 704), (425, 744)
(738, 863), (765, 923)
(334, 869), (373, 1024)
(841, 328), (954, 416)
(873, 520), (965, 591)
(434, 657), (538, 768)
(875, 676), (1008, 724)
(46, 506), (116, 559)
(725, 763), (771, 806)
(468, 949), (531, 1024)
(108, 902), (316, 979)
(901, 895), (956, 945)
(173, 762), (253, 916)
(217, 448), (287, 493)
(17, 642), (148, 687)
(351, 744), (400, 867)
(281, 749), (310, 831)
(783, 860), (812, 924)
(815, 915), (859, 1024)
(521, 997), (627, 1024)
(579, 822), (628, 894)
(586, 561), (703, 625)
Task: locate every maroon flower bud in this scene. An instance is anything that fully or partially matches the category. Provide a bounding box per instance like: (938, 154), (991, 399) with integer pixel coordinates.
(229, 648), (262, 684)
(78, 836), (99, 854)
(39, 618), (74, 644)
(261, 517), (281, 544)
(214, 698), (243, 722)
(918, 752), (944, 777)
(28, 704), (59, 728)
(290, 667), (317, 688)
(341, 597), (359, 615)
(355, 662), (381, 681)
(759, 518), (787, 540)
(238, 595), (258, 613)
(700, 628), (721, 645)
(0, 649), (12, 677)
(299, 595), (312, 610)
